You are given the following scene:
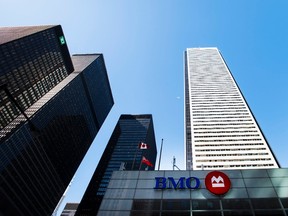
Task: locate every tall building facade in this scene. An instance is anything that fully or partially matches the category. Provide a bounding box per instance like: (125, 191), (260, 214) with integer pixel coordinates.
(184, 47), (279, 170)
(76, 114), (157, 216)
(0, 25), (73, 134)
(0, 26), (114, 216)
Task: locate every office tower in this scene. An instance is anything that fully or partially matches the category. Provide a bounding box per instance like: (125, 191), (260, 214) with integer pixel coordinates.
(0, 25), (114, 216)
(184, 47), (279, 170)
(76, 114), (157, 216)
(0, 25), (73, 133)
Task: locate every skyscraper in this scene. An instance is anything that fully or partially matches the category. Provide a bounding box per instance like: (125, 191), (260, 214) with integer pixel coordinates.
(76, 114), (157, 216)
(0, 25), (73, 134)
(184, 47), (279, 170)
(0, 26), (114, 215)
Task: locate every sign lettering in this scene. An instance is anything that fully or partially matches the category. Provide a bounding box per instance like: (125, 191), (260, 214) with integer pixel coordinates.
(154, 177), (200, 189)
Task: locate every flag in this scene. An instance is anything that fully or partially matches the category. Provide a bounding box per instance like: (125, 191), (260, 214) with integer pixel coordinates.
(142, 156), (153, 167)
(139, 142), (149, 149)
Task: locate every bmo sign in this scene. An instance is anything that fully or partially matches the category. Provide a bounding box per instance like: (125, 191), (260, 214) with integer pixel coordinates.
(154, 176), (200, 189)
(205, 171), (231, 195)
(154, 171), (231, 195)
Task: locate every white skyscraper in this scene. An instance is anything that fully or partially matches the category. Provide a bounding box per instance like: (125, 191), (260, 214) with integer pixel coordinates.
(184, 47), (279, 170)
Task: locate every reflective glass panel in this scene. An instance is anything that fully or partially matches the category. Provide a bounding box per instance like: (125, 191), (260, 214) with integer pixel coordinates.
(132, 200), (161, 211)
(222, 199), (251, 210)
(280, 198), (288, 208)
(192, 199), (220, 210)
(162, 199), (190, 211)
(162, 211), (190, 216)
(223, 211), (253, 216)
(192, 211), (222, 216)
(254, 210), (285, 216)
(251, 198), (281, 209)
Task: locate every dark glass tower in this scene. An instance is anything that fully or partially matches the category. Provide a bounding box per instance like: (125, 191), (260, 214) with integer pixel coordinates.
(0, 26), (114, 216)
(75, 114), (157, 216)
(0, 25), (74, 134)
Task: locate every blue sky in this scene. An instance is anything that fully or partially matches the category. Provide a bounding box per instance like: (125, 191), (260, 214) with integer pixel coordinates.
(1, 0), (288, 214)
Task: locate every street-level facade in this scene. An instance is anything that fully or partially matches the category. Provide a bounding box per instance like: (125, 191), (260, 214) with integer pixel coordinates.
(184, 48), (279, 170)
(98, 169), (288, 216)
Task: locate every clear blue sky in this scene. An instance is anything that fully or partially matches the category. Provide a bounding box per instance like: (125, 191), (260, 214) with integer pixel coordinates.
(1, 0), (288, 214)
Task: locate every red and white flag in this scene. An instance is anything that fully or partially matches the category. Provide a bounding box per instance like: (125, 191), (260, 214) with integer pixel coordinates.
(139, 142), (149, 149)
(142, 156), (153, 167)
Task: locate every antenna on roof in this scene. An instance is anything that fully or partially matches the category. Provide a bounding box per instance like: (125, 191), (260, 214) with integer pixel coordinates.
(173, 156), (181, 170)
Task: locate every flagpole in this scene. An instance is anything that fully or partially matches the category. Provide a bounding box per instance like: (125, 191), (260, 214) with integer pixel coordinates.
(132, 142), (140, 170)
(139, 156), (143, 170)
(157, 138), (163, 170)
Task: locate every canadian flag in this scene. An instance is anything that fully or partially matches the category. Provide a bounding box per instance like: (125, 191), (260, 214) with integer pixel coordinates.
(141, 156), (153, 167)
(139, 142), (149, 149)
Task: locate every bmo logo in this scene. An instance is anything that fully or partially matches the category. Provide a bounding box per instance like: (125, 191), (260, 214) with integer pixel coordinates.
(153, 171), (231, 196)
(205, 171), (231, 195)
(154, 177), (200, 189)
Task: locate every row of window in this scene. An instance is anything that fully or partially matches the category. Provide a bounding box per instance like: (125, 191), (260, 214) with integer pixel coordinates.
(193, 116), (251, 120)
(195, 148), (267, 152)
(194, 130), (258, 134)
(192, 99), (243, 103)
(193, 126), (256, 130)
(193, 112), (249, 116)
(190, 83), (236, 86)
(131, 198), (288, 211)
(196, 163), (276, 168)
(194, 134), (260, 138)
(193, 123), (254, 127)
(190, 89), (238, 93)
(193, 119), (253, 123)
(192, 104), (245, 108)
(195, 152), (268, 157)
(196, 158), (272, 162)
(194, 138), (262, 142)
(191, 93), (241, 97)
(195, 143), (264, 147)
(190, 90), (237, 94)
(191, 102), (244, 105)
(190, 90), (238, 94)
(192, 109), (248, 114)
(192, 106), (246, 110)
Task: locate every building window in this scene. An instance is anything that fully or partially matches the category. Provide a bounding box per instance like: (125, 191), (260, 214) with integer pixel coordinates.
(192, 199), (220, 210)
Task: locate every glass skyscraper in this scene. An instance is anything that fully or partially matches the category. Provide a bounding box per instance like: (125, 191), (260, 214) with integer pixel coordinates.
(75, 114), (157, 216)
(184, 47), (279, 170)
(0, 25), (73, 134)
(0, 25), (114, 215)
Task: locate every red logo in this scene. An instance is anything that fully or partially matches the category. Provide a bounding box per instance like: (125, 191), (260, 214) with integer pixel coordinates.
(205, 171), (231, 195)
